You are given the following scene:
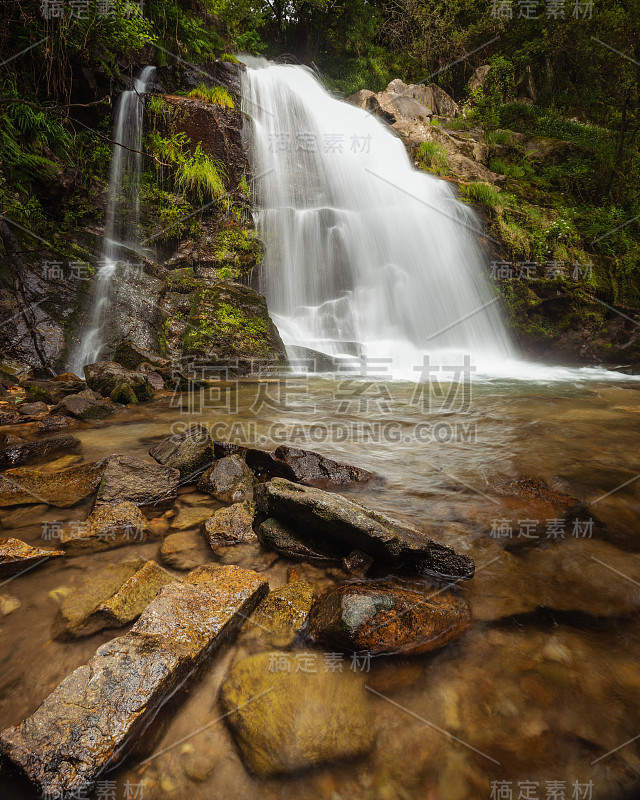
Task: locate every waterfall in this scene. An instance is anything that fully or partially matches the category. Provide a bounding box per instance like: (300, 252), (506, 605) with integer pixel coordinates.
(241, 60), (515, 378)
(69, 66), (155, 376)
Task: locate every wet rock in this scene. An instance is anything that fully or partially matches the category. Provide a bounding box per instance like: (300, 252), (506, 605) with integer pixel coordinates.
(197, 454), (254, 503)
(0, 593), (20, 616)
(22, 380), (86, 404)
(50, 392), (112, 421)
(56, 559), (175, 638)
(84, 361), (154, 403)
(52, 372), (82, 382)
(308, 583), (472, 655)
(96, 454), (180, 509)
(18, 401), (48, 416)
(211, 441), (376, 487)
(343, 549), (374, 577)
(0, 433), (80, 468)
(54, 558), (145, 637)
(171, 506), (212, 531)
(59, 501), (150, 554)
(0, 537), (64, 577)
(0, 565), (268, 799)
(37, 454), (83, 473)
(137, 363), (165, 391)
(37, 414), (74, 432)
(160, 530), (212, 570)
(255, 479), (475, 580)
(203, 501), (257, 546)
(258, 517), (341, 564)
(0, 460), (105, 507)
(149, 425), (213, 481)
(113, 341), (169, 372)
(491, 476), (580, 508)
(0, 411), (20, 425)
(0, 503), (48, 529)
(244, 579), (317, 647)
(219, 651), (375, 775)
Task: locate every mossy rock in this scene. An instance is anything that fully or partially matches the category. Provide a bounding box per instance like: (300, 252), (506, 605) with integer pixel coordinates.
(110, 381), (139, 405)
(183, 282), (286, 369)
(213, 226), (264, 280)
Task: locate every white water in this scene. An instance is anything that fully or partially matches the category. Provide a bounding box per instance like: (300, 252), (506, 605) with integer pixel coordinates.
(241, 60), (518, 380)
(69, 66), (155, 376)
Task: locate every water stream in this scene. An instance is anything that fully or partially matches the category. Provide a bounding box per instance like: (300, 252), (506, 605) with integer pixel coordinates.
(68, 66), (155, 376)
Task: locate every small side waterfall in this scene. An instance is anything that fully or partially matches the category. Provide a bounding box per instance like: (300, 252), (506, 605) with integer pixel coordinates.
(242, 61), (515, 377)
(69, 66), (155, 375)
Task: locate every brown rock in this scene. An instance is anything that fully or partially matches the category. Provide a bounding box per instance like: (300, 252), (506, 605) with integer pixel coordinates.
(95, 454), (180, 509)
(0, 565), (268, 799)
(160, 530), (212, 570)
(202, 501), (257, 546)
(0, 537), (63, 577)
(197, 453), (254, 503)
(0, 433), (81, 469)
(59, 501), (150, 554)
(308, 582), (472, 655)
(0, 460), (105, 507)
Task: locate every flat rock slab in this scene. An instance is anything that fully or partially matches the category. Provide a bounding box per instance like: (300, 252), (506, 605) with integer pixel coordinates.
(220, 651), (374, 775)
(255, 479), (474, 580)
(0, 434), (80, 469)
(0, 460), (105, 507)
(308, 582), (472, 655)
(0, 537), (64, 577)
(96, 454), (180, 509)
(54, 559), (174, 638)
(0, 564), (268, 799)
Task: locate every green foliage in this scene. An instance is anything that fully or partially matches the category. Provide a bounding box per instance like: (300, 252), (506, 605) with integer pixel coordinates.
(416, 141), (450, 176)
(186, 85), (235, 108)
(175, 143), (227, 204)
(463, 182), (503, 208)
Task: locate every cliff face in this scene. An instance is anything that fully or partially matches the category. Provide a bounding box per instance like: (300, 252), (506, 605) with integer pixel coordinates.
(0, 60), (286, 378)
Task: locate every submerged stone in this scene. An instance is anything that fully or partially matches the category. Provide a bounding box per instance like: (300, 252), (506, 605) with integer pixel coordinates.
(59, 501), (149, 554)
(0, 460), (105, 507)
(171, 505), (212, 531)
(96, 454), (180, 509)
(308, 583), (472, 655)
(197, 454), (254, 503)
(54, 558), (146, 637)
(149, 425), (214, 481)
(0, 537), (64, 577)
(255, 479), (475, 580)
(219, 651), (375, 775)
(244, 579), (317, 648)
(0, 564), (268, 799)
(160, 530), (212, 570)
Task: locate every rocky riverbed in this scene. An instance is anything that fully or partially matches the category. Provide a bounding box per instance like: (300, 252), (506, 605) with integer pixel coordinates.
(0, 369), (638, 799)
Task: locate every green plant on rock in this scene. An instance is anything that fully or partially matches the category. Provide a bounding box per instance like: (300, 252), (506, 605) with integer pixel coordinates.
(416, 141), (449, 175)
(176, 143), (227, 203)
(463, 182), (503, 208)
(186, 84), (235, 108)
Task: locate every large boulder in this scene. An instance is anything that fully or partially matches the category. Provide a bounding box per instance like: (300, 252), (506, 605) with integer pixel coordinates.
(197, 453), (255, 502)
(0, 564), (268, 799)
(95, 454), (180, 509)
(219, 651), (375, 775)
(112, 341), (169, 372)
(182, 282), (286, 374)
(0, 537), (63, 577)
(84, 361), (154, 403)
(149, 425), (213, 480)
(255, 479), (474, 580)
(0, 434), (80, 468)
(308, 582), (472, 655)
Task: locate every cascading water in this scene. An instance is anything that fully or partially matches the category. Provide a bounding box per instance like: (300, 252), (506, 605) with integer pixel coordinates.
(69, 66), (155, 376)
(241, 60), (515, 378)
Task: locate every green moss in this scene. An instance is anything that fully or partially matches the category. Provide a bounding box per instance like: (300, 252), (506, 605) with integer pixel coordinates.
(213, 226), (263, 279)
